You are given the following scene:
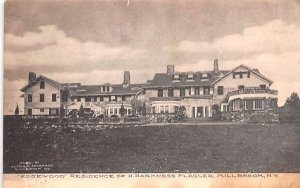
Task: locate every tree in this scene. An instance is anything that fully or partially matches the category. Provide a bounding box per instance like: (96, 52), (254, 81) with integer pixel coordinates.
(174, 106), (187, 121)
(120, 103), (125, 117)
(15, 104), (19, 115)
(212, 104), (221, 121)
(78, 103), (84, 117)
(279, 92), (300, 123)
(61, 87), (71, 116)
(142, 102), (146, 116)
(285, 92), (300, 108)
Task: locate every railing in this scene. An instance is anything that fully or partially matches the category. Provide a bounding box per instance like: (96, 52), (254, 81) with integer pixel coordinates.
(150, 94), (213, 101)
(227, 87), (278, 97)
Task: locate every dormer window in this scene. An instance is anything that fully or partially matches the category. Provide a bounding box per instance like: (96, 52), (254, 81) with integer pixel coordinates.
(201, 73), (209, 80)
(187, 73), (195, 80)
(102, 86), (111, 92)
(173, 74), (181, 81)
(40, 81), (45, 89)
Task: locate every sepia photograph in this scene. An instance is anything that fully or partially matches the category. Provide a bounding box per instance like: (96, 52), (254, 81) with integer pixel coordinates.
(2, 0), (300, 187)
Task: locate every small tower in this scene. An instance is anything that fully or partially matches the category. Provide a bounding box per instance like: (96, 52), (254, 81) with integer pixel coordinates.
(167, 65), (175, 74)
(28, 72), (37, 84)
(123, 71), (130, 87)
(214, 59), (219, 74)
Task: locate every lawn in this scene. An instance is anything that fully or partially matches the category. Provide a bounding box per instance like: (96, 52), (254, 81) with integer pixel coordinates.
(3, 117), (300, 173)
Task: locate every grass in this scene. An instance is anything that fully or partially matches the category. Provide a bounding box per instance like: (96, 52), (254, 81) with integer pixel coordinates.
(3, 116), (300, 173)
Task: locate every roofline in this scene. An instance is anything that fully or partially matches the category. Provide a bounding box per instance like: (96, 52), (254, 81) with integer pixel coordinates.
(211, 64), (273, 85)
(72, 92), (141, 97)
(143, 84), (212, 89)
(20, 75), (62, 92)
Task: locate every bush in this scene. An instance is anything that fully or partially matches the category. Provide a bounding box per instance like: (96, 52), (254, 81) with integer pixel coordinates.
(212, 104), (221, 121)
(174, 106), (187, 122)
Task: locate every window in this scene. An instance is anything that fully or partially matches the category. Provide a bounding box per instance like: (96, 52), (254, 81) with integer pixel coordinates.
(110, 108), (113, 114)
(85, 96), (91, 102)
(108, 96), (111, 101)
(158, 89), (163, 97)
(122, 96), (126, 101)
(40, 108), (44, 112)
(218, 86), (224, 95)
(203, 86), (210, 95)
(50, 108), (58, 115)
(114, 108), (118, 114)
(168, 88), (173, 97)
(165, 106), (169, 113)
(160, 106), (164, 113)
(27, 109), (32, 116)
(40, 94), (44, 102)
(180, 88), (185, 96)
(202, 73), (208, 79)
(195, 87), (200, 95)
(152, 106), (156, 113)
(100, 96), (104, 102)
(28, 94), (32, 102)
(103, 86), (106, 92)
(111, 96), (117, 101)
(254, 100), (263, 110)
(187, 73), (194, 80)
(173, 74), (181, 81)
(78, 97), (81, 102)
(52, 94), (57, 102)
(40, 81), (45, 89)
(221, 104), (228, 112)
(260, 84), (266, 89)
(238, 85), (245, 90)
(247, 72), (250, 78)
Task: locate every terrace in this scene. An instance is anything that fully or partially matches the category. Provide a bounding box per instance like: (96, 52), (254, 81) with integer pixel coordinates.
(227, 87), (278, 102)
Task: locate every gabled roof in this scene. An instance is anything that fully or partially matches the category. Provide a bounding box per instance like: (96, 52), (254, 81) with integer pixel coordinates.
(70, 83), (146, 97)
(145, 70), (230, 88)
(20, 75), (62, 92)
(211, 64), (273, 85)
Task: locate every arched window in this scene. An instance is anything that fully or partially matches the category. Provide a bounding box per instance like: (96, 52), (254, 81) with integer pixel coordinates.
(40, 81), (45, 89)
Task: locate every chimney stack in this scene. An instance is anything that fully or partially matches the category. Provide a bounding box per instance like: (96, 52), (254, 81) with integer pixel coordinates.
(123, 71), (130, 87)
(214, 59), (219, 73)
(167, 64), (175, 74)
(28, 72), (36, 84)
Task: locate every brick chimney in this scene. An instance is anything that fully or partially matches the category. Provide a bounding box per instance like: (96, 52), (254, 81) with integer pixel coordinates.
(123, 71), (130, 87)
(214, 59), (219, 73)
(167, 64), (175, 74)
(28, 72), (36, 84)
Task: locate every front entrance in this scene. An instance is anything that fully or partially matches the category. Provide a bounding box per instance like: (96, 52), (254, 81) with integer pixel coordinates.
(192, 106), (205, 117)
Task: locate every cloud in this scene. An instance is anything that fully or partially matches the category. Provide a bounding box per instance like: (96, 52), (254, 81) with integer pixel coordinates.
(5, 25), (146, 71)
(5, 25), (66, 47)
(167, 19), (300, 57)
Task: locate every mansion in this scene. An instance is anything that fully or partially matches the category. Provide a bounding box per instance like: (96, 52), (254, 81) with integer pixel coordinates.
(20, 59), (278, 118)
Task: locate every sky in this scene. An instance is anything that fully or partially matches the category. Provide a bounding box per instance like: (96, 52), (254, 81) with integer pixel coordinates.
(4, 0), (300, 114)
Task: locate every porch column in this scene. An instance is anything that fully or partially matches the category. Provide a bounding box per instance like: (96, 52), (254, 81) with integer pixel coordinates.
(203, 106), (206, 118)
(195, 106), (197, 117)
